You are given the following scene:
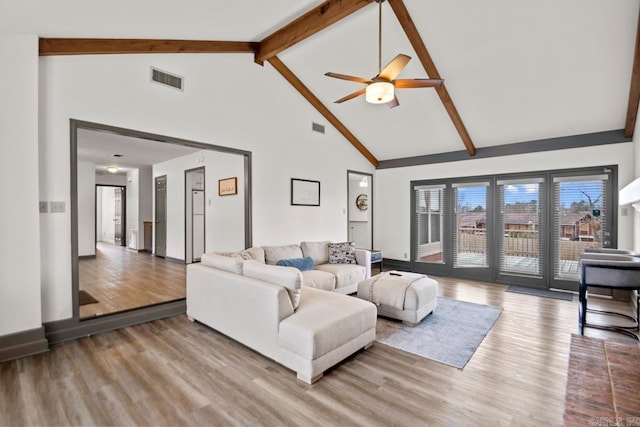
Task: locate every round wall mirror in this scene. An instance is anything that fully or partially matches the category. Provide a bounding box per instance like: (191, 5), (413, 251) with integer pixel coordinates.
(356, 194), (368, 211)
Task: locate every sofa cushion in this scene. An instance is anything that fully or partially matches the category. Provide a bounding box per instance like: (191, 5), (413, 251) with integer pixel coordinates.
(315, 263), (366, 290)
(276, 257), (315, 271)
(241, 246), (265, 264)
(201, 253), (244, 274)
(243, 260), (303, 309)
(263, 244), (304, 265)
(328, 241), (356, 264)
(278, 287), (377, 360)
(301, 270), (336, 291)
(300, 241), (330, 265)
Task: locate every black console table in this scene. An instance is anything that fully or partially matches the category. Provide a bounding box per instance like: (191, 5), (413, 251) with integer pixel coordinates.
(370, 250), (383, 274)
(578, 254), (640, 340)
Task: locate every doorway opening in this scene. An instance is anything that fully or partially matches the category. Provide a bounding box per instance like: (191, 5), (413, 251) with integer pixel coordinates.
(154, 175), (167, 258)
(347, 171), (373, 249)
(95, 185), (126, 248)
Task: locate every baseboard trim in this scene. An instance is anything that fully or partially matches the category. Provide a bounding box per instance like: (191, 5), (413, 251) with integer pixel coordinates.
(78, 254), (96, 260)
(45, 299), (186, 345)
(383, 258), (411, 271)
(165, 256), (185, 264)
(126, 247), (148, 253)
(0, 326), (49, 363)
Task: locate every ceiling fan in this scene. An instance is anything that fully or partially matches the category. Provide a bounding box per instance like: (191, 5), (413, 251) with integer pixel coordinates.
(325, 0), (443, 108)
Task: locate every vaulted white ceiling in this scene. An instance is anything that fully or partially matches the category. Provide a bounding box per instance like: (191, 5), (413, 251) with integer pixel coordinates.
(2, 0), (638, 162)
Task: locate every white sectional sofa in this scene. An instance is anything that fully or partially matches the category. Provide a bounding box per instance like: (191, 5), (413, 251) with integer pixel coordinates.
(259, 241), (372, 294)
(186, 252), (377, 384)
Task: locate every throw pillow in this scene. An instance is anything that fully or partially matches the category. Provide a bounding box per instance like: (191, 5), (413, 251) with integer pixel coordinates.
(276, 257), (315, 271)
(300, 241), (330, 265)
(329, 241), (356, 264)
(263, 244), (304, 265)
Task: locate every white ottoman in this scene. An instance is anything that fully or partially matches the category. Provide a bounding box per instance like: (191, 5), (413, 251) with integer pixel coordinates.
(357, 271), (439, 326)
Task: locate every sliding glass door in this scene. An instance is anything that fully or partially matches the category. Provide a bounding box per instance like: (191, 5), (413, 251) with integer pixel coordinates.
(496, 178), (545, 288)
(411, 166), (616, 290)
(550, 171), (614, 291)
(413, 184), (447, 276)
(452, 182), (492, 280)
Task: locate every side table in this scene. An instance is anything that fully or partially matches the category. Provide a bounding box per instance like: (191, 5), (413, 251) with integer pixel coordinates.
(370, 250), (383, 274)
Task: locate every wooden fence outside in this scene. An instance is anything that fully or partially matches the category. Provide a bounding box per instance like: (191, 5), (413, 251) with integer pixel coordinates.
(457, 230), (598, 260)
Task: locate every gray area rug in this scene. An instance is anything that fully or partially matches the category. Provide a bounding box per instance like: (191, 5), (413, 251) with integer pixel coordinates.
(506, 285), (574, 301)
(376, 297), (501, 369)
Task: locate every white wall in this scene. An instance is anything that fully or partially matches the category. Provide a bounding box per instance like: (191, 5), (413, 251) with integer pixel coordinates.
(375, 142), (635, 261)
(77, 161), (96, 256)
(96, 173), (126, 186)
(38, 53), (374, 322)
(0, 35), (42, 336)
(154, 150), (245, 260)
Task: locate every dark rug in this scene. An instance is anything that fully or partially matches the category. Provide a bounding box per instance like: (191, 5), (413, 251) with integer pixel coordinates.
(78, 290), (99, 305)
(376, 297), (501, 369)
(563, 334), (640, 426)
(506, 285), (574, 301)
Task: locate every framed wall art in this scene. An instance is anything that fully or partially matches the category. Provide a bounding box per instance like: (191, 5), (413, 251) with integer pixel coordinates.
(291, 178), (320, 206)
(218, 177), (237, 196)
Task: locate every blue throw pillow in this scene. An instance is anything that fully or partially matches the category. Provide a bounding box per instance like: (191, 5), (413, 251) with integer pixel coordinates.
(276, 257), (315, 271)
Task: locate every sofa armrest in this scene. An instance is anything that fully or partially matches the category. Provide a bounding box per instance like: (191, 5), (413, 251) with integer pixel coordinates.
(187, 264), (294, 355)
(355, 249), (372, 279)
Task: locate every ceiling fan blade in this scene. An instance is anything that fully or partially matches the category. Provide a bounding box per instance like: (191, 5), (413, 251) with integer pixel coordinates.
(395, 78), (444, 89)
(379, 54), (411, 81)
(386, 96), (399, 108)
(325, 72), (371, 84)
(334, 88), (366, 103)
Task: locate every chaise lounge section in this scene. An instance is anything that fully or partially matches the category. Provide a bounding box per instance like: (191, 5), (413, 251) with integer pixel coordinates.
(186, 253), (377, 383)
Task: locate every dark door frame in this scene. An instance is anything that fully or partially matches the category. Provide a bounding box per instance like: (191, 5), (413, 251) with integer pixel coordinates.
(46, 119), (252, 346)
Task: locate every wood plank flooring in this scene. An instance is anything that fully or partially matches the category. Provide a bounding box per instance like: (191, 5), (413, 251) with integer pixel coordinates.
(1, 276), (638, 426)
(79, 242), (186, 318)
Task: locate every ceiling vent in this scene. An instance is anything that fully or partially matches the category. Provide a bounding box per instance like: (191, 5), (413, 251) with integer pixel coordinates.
(312, 122), (325, 134)
(150, 67), (184, 91)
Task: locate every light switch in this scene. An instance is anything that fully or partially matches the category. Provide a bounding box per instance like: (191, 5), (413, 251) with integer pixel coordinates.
(39, 201), (48, 213)
(50, 201), (66, 213)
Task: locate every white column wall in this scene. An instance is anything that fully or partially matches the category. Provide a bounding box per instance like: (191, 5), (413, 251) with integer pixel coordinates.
(375, 143), (635, 261)
(0, 35), (42, 336)
(77, 161), (96, 257)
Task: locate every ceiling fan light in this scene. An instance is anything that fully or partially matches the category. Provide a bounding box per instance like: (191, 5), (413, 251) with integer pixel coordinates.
(366, 81), (394, 104)
(106, 165), (119, 173)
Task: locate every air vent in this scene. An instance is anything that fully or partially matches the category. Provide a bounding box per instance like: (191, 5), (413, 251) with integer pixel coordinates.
(312, 122), (325, 134)
(150, 67), (184, 91)
(112, 153), (123, 157)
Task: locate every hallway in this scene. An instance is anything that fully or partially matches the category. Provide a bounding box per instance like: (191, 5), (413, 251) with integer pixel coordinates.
(79, 242), (186, 318)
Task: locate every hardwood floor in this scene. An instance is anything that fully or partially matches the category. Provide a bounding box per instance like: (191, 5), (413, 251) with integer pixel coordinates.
(79, 242), (186, 318)
(1, 276), (637, 426)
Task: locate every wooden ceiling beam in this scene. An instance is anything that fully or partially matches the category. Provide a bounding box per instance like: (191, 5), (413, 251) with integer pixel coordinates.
(624, 8), (640, 138)
(39, 38), (258, 56)
(267, 56), (379, 167)
(388, 0), (476, 156)
(255, 0), (373, 65)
